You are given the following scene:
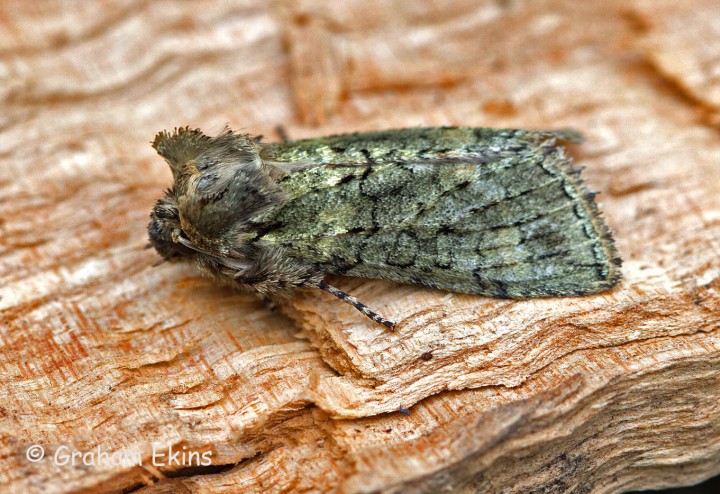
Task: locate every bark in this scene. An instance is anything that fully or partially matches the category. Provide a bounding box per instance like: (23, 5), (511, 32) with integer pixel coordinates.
(1, 1), (719, 493)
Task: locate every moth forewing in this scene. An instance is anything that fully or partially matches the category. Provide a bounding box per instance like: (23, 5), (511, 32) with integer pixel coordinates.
(148, 127), (621, 329)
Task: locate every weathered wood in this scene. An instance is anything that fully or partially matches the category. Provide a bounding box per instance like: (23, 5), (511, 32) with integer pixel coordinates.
(1, 1), (719, 493)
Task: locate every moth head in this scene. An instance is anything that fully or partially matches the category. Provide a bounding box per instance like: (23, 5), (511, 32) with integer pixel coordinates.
(147, 189), (194, 262)
(152, 127), (283, 253)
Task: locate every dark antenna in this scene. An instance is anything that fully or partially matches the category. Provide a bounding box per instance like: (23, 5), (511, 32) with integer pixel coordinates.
(317, 281), (396, 330)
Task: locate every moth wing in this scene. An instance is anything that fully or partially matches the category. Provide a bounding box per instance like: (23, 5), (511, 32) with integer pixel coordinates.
(261, 127), (581, 173)
(256, 133), (619, 298)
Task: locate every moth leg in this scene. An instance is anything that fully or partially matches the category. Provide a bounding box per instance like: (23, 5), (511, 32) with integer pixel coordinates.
(317, 281), (396, 330)
(255, 292), (278, 312)
(274, 124), (289, 142)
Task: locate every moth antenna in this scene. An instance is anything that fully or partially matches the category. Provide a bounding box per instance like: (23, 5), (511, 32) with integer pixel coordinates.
(316, 281), (396, 330)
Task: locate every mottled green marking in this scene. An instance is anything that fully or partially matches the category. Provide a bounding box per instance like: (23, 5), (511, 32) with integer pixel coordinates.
(253, 127), (619, 298)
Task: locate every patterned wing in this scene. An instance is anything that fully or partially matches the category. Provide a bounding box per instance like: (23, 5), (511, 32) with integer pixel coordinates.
(255, 128), (620, 297)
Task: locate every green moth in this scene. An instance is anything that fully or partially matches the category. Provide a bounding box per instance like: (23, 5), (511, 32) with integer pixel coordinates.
(148, 127), (621, 329)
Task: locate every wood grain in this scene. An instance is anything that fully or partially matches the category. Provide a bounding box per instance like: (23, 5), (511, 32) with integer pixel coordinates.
(1, 1), (719, 493)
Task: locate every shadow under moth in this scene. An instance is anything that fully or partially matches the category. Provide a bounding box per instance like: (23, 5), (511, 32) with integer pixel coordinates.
(148, 127), (621, 329)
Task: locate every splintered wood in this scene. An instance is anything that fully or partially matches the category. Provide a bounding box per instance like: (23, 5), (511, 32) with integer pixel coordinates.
(1, 1), (719, 493)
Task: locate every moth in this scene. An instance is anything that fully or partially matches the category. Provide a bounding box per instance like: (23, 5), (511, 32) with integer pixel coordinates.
(148, 127), (621, 329)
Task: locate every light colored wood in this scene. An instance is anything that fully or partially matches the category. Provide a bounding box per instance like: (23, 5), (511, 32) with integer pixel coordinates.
(1, 1), (719, 493)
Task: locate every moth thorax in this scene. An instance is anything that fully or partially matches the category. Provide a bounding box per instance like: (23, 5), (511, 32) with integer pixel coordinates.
(178, 155), (278, 253)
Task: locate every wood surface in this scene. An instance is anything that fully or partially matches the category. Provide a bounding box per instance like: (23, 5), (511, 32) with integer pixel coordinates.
(1, 1), (719, 493)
